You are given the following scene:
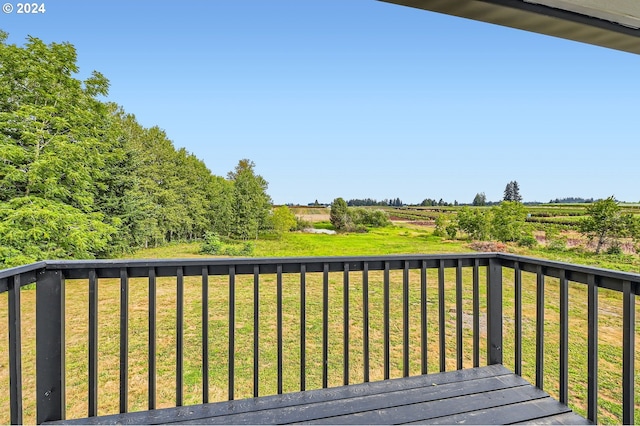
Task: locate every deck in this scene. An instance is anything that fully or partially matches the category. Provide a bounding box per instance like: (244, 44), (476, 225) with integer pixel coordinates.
(50, 365), (589, 425)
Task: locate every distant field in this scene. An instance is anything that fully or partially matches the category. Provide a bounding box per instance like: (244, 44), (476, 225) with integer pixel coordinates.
(382, 203), (640, 228)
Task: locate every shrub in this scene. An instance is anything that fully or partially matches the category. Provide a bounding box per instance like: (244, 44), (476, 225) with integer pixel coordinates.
(491, 202), (529, 242)
(517, 235), (537, 248)
(271, 206), (297, 238)
(200, 232), (223, 254)
(294, 216), (313, 231)
(433, 215), (447, 237)
(544, 226), (567, 251)
(606, 243), (622, 255)
(330, 198), (351, 231)
(200, 232), (254, 256)
(446, 224), (458, 239)
(457, 207), (490, 240)
(350, 208), (391, 228)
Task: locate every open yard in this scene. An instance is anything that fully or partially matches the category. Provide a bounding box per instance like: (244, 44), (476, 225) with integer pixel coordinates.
(1, 223), (639, 424)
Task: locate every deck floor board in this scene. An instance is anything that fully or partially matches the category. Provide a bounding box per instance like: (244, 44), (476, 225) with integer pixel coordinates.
(48, 365), (590, 425)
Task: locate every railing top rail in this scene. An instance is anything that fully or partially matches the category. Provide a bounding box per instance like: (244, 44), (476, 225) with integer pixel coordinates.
(497, 253), (640, 283)
(41, 252), (497, 270)
(2, 252), (639, 294)
(0, 261), (47, 280)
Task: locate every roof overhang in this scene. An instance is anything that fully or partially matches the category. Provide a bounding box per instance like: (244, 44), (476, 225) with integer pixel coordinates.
(379, 0), (640, 55)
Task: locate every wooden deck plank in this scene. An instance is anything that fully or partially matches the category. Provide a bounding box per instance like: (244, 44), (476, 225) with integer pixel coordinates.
(47, 365), (589, 425)
(51, 365), (510, 425)
(412, 397), (573, 424)
(512, 411), (593, 425)
(299, 386), (548, 424)
(175, 374), (528, 424)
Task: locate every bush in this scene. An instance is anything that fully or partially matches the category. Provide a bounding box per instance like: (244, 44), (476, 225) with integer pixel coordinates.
(446, 224), (458, 239)
(294, 216), (313, 231)
(491, 202), (529, 242)
(330, 198), (351, 231)
(271, 206), (297, 238)
(200, 232), (223, 254)
(544, 226), (567, 251)
(200, 232), (254, 256)
(517, 235), (537, 248)
(457, 207), (490, 240)
(606, 243), (622, 255)
(350, 208), (391, 228)
(433, 215), (447, 237)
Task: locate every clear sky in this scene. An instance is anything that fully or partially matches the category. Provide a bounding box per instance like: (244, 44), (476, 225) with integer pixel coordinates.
(2, 0), (639, 205)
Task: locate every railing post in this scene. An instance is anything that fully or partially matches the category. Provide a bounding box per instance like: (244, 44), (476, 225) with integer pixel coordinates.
(487, 258), (503, 365)
(8, 275), (23, 425)
(36, 269), (65, 424)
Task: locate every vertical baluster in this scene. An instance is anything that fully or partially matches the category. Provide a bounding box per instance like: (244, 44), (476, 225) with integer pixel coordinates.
(472, 259), (480, 368)
(384, 261), (390, 380)
(254, 265), (260, 397)
(300, 264), (306, 391)
(148, 268), (157, 410)
(202, 266), (209, 404)
(403, 261), (410, 377)
(322, 263), (329, 388)
(420, 260), (428, 375)
(587, 275), (598, 423)
(119, 268), (128, 413)
(438, 260), (445, 372)
(559, 269), (568, 404)
(622, 280), (635, 425)
(88, 269), (98, 417)
(456, 260), (463, 371)
(343, 263), (350, 385)
(8, 274), (23, 425)
(176, 267), (184, 407)
(536, 266), (545, 390)
(587, 274), (598, 423)
(229, 266), (236, 400)
(277, 264), (283, 395)
(515, 262), (522, 376)
(363, 262), (370, 382)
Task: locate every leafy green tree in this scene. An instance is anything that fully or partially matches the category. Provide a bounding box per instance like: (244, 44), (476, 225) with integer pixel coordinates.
(456, 207), (490, 240)
(228, 159), (272, 240)
(272, 206), (297, 238)
(208, 176), (234, 238)
(579, 196), (633, 254)
(0, 33), (118, 265)
(473, 192), (487, 206)
(490, 201), (529, 242)
(0, 32), (277, 265)
(0, 197), (115, 267)
(330, 197), (350, 231)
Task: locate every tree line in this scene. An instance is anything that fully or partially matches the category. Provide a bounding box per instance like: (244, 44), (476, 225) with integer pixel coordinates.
(0, 33), (271, 267)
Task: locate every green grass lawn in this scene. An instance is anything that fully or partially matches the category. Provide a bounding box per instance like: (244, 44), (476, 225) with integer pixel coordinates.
(1, 223), (638, 424)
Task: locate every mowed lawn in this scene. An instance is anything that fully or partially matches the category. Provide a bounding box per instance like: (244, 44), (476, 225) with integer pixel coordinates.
(0, 224), (639, 424)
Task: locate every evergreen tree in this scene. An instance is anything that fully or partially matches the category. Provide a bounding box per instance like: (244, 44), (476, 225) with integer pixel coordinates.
(503, 181), (522, 202)
(330, 197), (350, 231)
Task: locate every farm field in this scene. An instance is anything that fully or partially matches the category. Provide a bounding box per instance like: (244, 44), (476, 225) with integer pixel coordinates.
(1, 218), (639, 424)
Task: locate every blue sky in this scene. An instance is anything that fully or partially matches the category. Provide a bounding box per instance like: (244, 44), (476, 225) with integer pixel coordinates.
(2, 0), (639, 204)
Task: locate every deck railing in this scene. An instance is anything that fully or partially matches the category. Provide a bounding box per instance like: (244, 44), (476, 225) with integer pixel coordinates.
(0, 253), (638, 424)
